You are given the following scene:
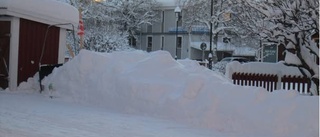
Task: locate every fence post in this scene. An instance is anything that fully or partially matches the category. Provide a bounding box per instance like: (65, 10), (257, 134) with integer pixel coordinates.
(276, 71), (282, 90)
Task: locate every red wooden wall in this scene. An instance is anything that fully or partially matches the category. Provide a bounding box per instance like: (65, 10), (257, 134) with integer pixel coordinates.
(0, 21), (11, 89)
(18, 18), (60, 84)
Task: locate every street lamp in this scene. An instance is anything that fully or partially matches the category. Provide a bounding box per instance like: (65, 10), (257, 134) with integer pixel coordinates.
(174, 6), (181, 60)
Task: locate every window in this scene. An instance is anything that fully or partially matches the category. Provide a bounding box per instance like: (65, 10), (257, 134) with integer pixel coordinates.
(147, 24), (152, 32)
(147, 36), (152, 52)
(177, 37), (182, 48)
(176, 36), (182, 59)
(161, 11), (165, 33)
(161, 11), (165, 23)
(161, 36), (164, 50)
(129, 36), (136, 47)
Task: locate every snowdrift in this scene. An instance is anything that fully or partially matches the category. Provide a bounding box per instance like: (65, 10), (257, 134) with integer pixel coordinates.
(39, 50), (318, 137)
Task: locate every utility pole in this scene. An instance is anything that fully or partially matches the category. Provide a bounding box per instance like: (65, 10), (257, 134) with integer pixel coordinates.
(208, 0), (214, 69)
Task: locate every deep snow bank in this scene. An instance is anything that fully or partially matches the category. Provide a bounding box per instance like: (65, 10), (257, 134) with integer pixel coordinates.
(40, 50), (318, 137)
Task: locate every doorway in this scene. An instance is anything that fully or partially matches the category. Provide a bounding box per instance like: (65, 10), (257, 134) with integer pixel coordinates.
(0, 21), (10, 89)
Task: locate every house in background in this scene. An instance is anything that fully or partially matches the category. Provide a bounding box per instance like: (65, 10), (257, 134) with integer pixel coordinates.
(136, 1), (189, 60)
(136, 1), (258, 62)
(0, 0), (78, 90)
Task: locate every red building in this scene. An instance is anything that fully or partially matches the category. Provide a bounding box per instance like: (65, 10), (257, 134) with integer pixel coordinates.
(0, 0), (78, 90)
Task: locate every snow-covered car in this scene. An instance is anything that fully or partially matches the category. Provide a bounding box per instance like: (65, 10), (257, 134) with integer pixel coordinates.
(212, 57), (249, 74)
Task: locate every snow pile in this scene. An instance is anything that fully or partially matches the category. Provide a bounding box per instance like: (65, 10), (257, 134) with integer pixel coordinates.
(38, 50), (318, 137)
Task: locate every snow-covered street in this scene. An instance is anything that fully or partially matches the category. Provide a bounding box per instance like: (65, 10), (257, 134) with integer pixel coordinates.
(0, 92), (223, 137)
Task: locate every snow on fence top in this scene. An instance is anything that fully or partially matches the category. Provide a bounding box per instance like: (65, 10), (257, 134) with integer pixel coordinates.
(0, 0), (79, 29)
(225, 61), (303, 80)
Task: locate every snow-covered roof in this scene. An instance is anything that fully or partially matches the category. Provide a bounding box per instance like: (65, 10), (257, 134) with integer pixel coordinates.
(0, 0), (79, 30)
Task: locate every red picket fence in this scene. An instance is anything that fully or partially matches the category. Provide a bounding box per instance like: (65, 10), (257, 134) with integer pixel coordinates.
(281, 75), (310, 93)
(232, 72), (310, 93)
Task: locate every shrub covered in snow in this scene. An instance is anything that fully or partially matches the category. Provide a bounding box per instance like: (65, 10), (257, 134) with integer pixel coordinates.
(212, 61), (229, 74)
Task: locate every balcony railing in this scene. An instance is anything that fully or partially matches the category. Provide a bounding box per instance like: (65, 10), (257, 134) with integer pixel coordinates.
(168, 26), (210, 33)
(168, 27), (187, 33)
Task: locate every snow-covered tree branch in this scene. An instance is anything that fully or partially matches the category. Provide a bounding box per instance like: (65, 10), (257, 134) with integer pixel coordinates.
(101, 0), (160, 45)
(56, 0), (160, 52)
(182, 0), (261, 50)
(244, 0), (319, 95)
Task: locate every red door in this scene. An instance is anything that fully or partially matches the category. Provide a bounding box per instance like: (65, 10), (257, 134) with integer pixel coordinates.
(18, 19), (60, 85)
(0, 21), (10, 89)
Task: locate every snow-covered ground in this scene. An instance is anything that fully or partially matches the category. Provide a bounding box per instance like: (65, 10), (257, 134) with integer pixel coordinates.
(1, 50), (319, 137)
(0, 92), (218, 137)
